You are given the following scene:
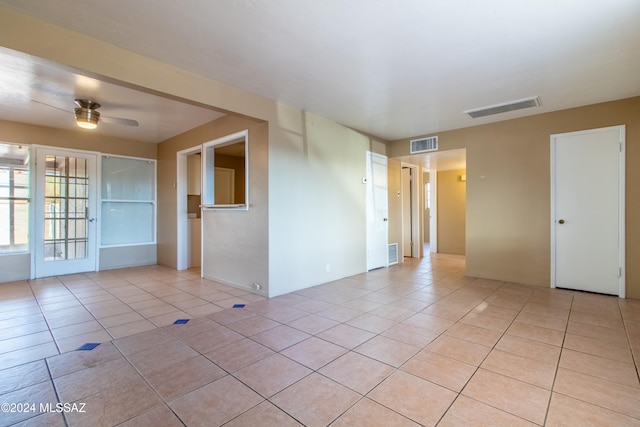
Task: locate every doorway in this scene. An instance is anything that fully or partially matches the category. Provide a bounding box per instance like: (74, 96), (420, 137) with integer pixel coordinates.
(550, 125), (625, 296)
(177, 146), (203, 273)
(34, 147), (98, 277)
(401, 164), (421, 259)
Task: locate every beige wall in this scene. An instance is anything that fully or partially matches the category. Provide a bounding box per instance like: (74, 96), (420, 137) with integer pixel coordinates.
(0, 119), (156, 159)
(157, 115), (269, 293)
(437, 169), (466, 255)
(390, 96), (640, 299)
(0, 8), (389, 296)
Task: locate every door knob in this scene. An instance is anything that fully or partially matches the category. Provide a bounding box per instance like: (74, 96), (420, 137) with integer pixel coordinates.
(558, 219), (565, 224)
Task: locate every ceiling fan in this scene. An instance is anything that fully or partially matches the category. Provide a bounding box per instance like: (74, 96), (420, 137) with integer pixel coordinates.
(32, 98), (139, 129)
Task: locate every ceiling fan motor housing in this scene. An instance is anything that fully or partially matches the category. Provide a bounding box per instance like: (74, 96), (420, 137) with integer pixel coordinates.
(74, 99), (100, 128)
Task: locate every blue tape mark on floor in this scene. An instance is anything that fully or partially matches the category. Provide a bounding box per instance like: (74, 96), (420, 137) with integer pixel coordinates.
(174, 319), (190, 324)
(233, 304), (246, 308)
(76, 343), (100, 351)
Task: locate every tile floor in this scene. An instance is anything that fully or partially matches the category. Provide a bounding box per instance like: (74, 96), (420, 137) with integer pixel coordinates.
(1, 253), (640, 426)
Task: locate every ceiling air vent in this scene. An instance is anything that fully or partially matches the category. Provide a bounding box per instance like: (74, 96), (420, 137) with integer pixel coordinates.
(410, 136), (438, 154)
(464, 96), (541, 119)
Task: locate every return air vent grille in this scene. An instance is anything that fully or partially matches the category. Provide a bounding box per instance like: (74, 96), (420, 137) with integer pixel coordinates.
(464, 96), (541, 118)
(388, 243), (399, 265)
(410, 136), (438, 154)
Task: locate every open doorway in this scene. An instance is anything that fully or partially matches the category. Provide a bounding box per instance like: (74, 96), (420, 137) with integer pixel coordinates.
(401, 163), (421, 259)
(177, 145), (203, 274)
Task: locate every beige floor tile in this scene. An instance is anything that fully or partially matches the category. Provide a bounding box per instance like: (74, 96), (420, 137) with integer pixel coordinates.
(381, 322), (440, 348)
(55, 329), (114, 353)
(515, 311), (568, 332)
(495, 334), (561, 366)
(183, 303), (223, 317)
(0, 381), (59, 426)
(113, 327), (176, 355)
(559, 348), (640, 388)
(425, 334), (491, 366)
(317, 324), (376, 349)
(46, 342), (122, 378)
(401, 350), (476, 392)
(250, 324), (310, 351)
(281, 336), (346, 370)
(368, 370), (457, 426)
(0, 330), (54, 354)
(0, 320), (49, 341)
(225, 401), (303, 427)
(567, 319), (629, 346)
(147, 310), (190, 327)
(439, 395), (538, 427)
(546, 392), (640, 427)
(107, 319), (157, 339)
(319, 351), (395, 394)
(117, 404), (185, 427)
(0, 359), (50, 395)
(286, 314), (340, 335)
(99, 311), (145, 328)
(444, 322), (503, 347)
(402, 312), (455, 333)
(51, 320), (105, 340)
(460, 312), (513, 332)
(226, 315), (281, 336)
(354, 335), (420, 367)
(53, 357), (138, 402)
(204, 338), (274, 372)
(169, 375), (263, 426)
(179, 324), (244, 353)
(145, 355), (226, 401)
(346, 312), (396, 333)
(316, 305), (362, 322)
(9, 411), (66, 427)
(506, 321), (565, 346)
(471, 302), (519, 320)
(481, 349), (556, 389)
(553, 367), (640, 419)
(271, 373), (361, 427)
(126, 339), (199, 377)
(462, 368), (550, 425)
(332, 397), (420, 427)
(65, 377), (162, 427)
(233, 353), (311, 397)
(563, 332), (633, 363)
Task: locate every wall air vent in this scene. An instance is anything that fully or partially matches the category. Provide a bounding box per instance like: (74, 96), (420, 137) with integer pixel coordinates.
(464, 96), (541, 119)
(410, 136), (438, 154)
(388, 243), (399, 265)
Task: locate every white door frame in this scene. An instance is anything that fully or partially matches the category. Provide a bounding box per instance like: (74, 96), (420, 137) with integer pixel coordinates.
(401, 162), (421, 259)
(176, 145), (203, 272)
(33, 146), (99, 278)
(550, 125), (625, 297)
(428, 169), (438, 253)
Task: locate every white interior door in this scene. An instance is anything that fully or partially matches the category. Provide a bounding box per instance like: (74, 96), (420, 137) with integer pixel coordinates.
(366, 152), (388, 270)
(551, 126), (625, 296)
(35, 147), (98, 278)
(402, 167), (412, 257)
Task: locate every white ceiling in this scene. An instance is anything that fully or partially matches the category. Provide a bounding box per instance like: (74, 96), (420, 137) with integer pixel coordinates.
(0, 1), (639, 161)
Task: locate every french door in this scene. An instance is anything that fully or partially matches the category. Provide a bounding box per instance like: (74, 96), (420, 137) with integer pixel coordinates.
(34, 147), (98, 277)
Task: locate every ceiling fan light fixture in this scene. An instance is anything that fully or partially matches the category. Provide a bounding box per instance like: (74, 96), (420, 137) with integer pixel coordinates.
(74, 99), (100, 129)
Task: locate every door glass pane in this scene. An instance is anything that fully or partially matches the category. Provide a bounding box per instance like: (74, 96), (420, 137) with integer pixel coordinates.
(44, 155), (89, 261)
(0, 143), (30, 253)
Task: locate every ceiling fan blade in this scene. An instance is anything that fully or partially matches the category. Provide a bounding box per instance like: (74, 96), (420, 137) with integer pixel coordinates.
(31, 98), (70, 113)
(101, 116), (139, 127)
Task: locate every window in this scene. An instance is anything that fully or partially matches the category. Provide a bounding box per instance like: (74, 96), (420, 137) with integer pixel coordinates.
(0, 143), (30, 253)
(101, 155), (156, 246)
(202, 130), (248, 209)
